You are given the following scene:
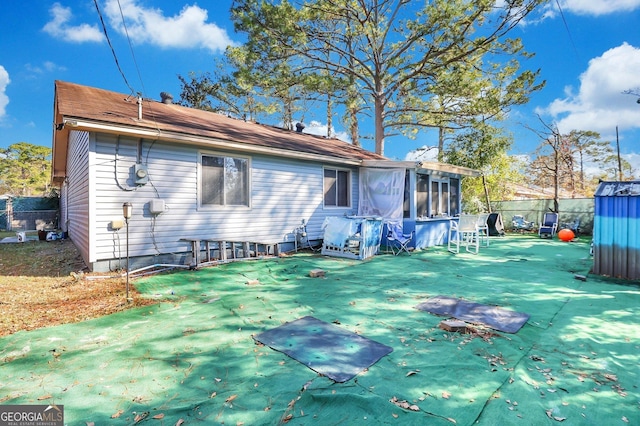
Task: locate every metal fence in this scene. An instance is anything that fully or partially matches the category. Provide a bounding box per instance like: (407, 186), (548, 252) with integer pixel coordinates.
(1, 197), (59, 231)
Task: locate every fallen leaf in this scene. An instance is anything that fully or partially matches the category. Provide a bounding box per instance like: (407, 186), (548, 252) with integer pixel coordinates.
(210, 392), (217, 398)
(134, 412), (149, 423)
(282, 414), (293, 423)
(226, 394), (238, 403)
(622, 416), (629, 423)
(37, 395), (52, 401)
(86, 422), (95, 426)
(406, 370), (419, 377)
(111, 410), (124, 418)
(545, 409), (566, 422)
(442, 391), (451, 399)
(175, 420), (185, 426)
(153, 413), (164, 419)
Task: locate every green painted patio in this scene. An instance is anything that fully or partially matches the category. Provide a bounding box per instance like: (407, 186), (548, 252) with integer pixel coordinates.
(1, 235), (638, 425)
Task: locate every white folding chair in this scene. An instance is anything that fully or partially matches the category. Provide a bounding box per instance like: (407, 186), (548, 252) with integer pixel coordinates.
(477, 213), (490, 247)
(448, 214), (480, 254)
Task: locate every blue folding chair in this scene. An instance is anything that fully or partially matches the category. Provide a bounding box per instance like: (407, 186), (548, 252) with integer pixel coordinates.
(539, 212), (559, 238)
(387, 223), (414, 255)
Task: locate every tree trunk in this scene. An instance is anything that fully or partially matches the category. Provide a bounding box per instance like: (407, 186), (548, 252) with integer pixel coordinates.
(438, 127), (445, 162)
(482, 174), (492, 213)
(349, 105), (360, 147)
(374, 93), (385, 156)
(326, 93), (332, 138)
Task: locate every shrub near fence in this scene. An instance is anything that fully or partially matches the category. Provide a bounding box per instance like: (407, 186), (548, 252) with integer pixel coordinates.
(491, 198), (594, 235)
(1, 196), (59, 231)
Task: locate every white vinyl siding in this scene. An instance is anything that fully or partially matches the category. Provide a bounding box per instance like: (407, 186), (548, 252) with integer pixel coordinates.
(87, 133), (360, 268)
(64, 130), (91, 266)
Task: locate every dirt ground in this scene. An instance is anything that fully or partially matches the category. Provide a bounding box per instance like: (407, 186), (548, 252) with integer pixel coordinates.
(0, 237), (154, 337)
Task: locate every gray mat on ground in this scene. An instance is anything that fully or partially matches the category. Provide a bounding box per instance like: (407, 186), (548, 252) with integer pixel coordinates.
(253, 316), (393, 382)
(415, 295), (530, 333)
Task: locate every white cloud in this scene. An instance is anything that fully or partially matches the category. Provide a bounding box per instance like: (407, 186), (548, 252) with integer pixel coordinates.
(539, 43), (640, 136)
(623, 153), (640, 178)
(42, 2), (103, 43)
(103, 0), (235, 53)
(557, 0), (640, 16)
(303, 120), (350, 142)
(404, 146), (439, 162)
(24, 62), (67, 76)
(528, 0), (640, 24)
(0, 65), (10, 120)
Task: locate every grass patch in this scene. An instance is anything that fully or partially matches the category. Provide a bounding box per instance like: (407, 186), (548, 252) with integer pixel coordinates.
(0, 233), (155, 337)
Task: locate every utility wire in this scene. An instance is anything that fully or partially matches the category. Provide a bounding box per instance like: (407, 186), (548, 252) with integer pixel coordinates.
(93, 0), (136, 95)
(116, 0), (147, 98)
(555, 0), (579, 60)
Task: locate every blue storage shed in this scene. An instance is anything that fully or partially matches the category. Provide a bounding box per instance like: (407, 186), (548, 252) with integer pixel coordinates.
(592, 181), (640, 280)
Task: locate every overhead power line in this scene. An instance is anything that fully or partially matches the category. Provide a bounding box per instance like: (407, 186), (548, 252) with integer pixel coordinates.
(93, 0), (136, 96)
(555, 0), (579, 60)
(115, 0), (148, 98)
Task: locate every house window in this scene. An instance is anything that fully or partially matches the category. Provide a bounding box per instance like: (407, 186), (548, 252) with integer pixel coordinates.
(450, 178), (460, 216)
(324, 168), (350, 207)
(200, 153), (249, 207)
(416, 173), (429, 218)
(431, 178), (450, 217)
(403, 170), (411, 218)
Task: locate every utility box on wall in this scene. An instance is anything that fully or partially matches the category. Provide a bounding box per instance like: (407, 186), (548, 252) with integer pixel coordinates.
(149, 199), (165, 215)
(592, 181), (640, 280)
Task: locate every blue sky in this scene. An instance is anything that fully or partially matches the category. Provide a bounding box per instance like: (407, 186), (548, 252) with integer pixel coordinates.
(1, 1), (639, 176)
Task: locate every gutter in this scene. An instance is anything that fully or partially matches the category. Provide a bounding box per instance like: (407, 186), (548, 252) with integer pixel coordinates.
(59, 117), (367, 167)
(361, 160), (481, 177)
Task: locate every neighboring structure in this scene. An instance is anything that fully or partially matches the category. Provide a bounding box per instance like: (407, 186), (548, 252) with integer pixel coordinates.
(592, 181), (640, 280)
(51, 81), (478, 271)
(510, 183), (574, 200)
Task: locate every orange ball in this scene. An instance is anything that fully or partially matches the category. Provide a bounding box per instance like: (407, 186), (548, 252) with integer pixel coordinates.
(558, 228), (575, 242)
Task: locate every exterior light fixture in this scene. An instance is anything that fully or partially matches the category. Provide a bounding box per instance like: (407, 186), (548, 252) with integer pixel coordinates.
(123, 202), (133, 303)
(123, 202), (132, 220)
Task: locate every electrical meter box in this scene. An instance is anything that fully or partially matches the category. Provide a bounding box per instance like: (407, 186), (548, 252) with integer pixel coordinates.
(149, 199), (165, 214)
(134, 163), (149, 185)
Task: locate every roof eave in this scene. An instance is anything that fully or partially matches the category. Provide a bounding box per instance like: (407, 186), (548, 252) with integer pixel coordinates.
(361, 160), (481, 177)
(52, 117), (367, 181)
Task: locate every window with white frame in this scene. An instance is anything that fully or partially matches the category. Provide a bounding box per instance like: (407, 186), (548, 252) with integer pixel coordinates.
(200, 153), (249, 207)
(324, 168), (351, 207)
(430, 178), (450, 217)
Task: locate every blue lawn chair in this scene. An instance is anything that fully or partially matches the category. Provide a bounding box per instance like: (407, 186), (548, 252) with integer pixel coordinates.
(539, 212), (559, 238)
